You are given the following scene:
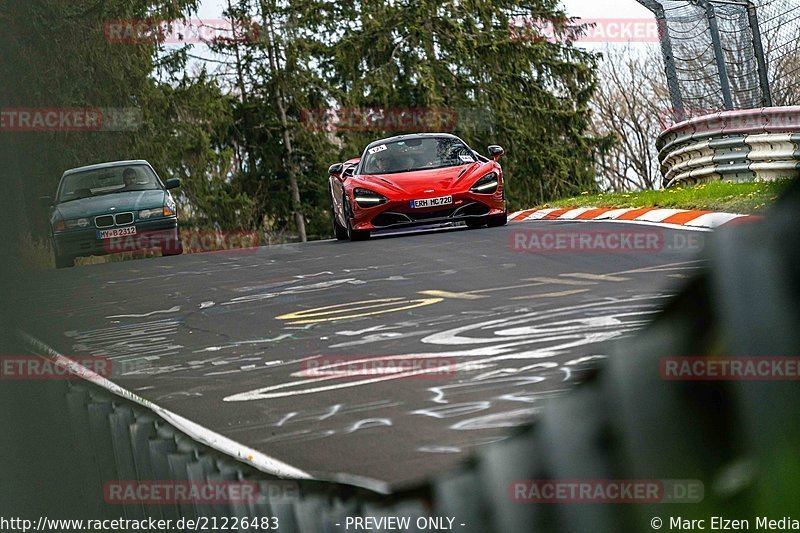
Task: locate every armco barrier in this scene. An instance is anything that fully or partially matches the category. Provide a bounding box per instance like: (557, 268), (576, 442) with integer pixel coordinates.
(657, 107), (800, 187)
(20, 179), (800, 531)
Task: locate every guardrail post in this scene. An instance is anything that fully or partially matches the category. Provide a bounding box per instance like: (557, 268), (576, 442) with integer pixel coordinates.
(701, 0), (734, 110)
(65, 384), (108, 518)
(109, 405), (147, 520)
(746, 2), (773, 107)
(639, 0), (685, 120)
(148, 432), (179, 521)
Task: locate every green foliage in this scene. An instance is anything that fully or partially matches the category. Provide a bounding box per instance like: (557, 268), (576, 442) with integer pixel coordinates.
(4, 0), (605, 244)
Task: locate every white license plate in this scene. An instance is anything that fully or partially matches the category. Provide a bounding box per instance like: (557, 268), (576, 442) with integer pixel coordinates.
(410, 196), (453, 209)
(97, 226), (137, 239)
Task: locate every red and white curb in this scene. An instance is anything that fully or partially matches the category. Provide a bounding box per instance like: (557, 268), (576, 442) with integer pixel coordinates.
(509, 207), (759, 230)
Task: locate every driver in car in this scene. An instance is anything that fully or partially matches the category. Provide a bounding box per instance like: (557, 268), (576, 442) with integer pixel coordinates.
(122, 168), (139, 188)
(374, 156), (393, 173)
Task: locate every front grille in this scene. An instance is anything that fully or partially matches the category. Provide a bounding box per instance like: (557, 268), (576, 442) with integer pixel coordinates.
(406, 206), (460, 221)
(372, 212), (413, 228)
(454, 202), (490, 217)
(95, 215), (114, 228)
(371, 202), (491, 228)
(114, 212), (134, 225)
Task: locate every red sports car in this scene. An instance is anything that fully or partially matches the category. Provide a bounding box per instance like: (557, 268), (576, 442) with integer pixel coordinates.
(328, 133), (507, 240)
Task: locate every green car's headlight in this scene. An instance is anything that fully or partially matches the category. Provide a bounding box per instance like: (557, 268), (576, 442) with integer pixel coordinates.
(55, 218), (90, 231)
(139, 207), (173, 219)
(66, 218), (90, 229)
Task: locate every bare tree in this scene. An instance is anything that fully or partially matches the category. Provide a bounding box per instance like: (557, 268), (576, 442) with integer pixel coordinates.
(590, 45), (670, 191)
(760, 8), (800, 106)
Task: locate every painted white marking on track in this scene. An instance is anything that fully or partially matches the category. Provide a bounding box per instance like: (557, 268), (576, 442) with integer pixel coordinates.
(511, 289), (590, 300)
(106, 306), (180, 319)
(524, 277), (597, 286)
(561, 273), (630, 282)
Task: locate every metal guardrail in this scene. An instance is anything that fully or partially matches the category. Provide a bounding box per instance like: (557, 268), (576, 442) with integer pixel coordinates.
(657, 107), (800, 187)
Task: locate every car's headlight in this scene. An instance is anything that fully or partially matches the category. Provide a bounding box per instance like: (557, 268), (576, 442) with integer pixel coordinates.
(470, 172), (499, 194)
(354, 188), (388, 208)
(55, 218), (90, 231)
(139, 206), (173, 219)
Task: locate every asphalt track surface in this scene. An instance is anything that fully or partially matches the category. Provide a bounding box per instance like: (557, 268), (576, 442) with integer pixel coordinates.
(19, 220), (709, 492)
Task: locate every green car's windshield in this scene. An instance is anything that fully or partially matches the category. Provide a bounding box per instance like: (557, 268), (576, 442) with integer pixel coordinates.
(57, 165), (161, 203)
(359, 137), (476, 175)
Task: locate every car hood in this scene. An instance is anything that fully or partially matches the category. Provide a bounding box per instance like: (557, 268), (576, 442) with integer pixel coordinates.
(353, 164), (487, 196)
(55, 190), (166, 219)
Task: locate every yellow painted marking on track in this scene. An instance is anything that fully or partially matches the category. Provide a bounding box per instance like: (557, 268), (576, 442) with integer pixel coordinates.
(276, 297), (444, 324)
(511, 289), (591, 300)
(468, 282), (546, 294)
(524, 277), (597, 286)
(560, 273), (630, 282)
(419, 290), (486, 300)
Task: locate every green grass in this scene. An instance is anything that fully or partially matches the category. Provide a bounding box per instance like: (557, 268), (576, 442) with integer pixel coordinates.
(530, 180), (792, 215)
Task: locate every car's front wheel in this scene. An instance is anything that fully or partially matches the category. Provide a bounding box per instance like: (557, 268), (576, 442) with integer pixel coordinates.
(54, 253), (74, 269)
(160, 231), (183, 256)
(331, 191), (349, 241)
(486, 210), (508, 227)
(344, 200), (370, 241)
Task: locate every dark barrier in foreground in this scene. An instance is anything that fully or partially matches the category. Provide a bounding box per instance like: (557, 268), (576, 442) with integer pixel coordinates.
(20, 180), (800, 532)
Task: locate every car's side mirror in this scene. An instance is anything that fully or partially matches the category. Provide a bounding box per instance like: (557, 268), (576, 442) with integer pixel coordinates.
(165, 178), (181, 189)
(329, 163), (344, 176)
(488, 145), (505, 161)
(39, 195), (53, 207)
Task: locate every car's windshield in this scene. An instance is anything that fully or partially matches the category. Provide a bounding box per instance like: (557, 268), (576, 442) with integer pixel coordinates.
(56, 164), (160, 203)
(359, 137), (476, 175)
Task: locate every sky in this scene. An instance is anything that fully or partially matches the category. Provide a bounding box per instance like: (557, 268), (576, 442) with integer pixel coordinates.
(561, 0), (653, 19)
(186, 0), (657, 70)
(196, 0), (656, 27)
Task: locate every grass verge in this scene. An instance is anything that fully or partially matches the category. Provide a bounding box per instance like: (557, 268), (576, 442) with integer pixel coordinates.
(529, 180), (792, 215)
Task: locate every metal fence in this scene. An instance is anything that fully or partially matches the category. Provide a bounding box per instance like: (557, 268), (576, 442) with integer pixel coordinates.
(638, 0), (800, 120)
(657, 107), (800, 186)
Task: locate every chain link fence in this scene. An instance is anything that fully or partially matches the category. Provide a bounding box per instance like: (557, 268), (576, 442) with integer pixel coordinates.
(638, 0), (800, 120)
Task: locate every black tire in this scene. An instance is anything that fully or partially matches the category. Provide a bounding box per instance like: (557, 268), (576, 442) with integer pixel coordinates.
(161, 243), (183, 256)
(160, 233), (183, 256)
(465, 218), (485, 229)
(345, 200), (370, 241)
(486, 211), (508, 227)
(331, 192), (349, 241)
(54, 253), (74, 269)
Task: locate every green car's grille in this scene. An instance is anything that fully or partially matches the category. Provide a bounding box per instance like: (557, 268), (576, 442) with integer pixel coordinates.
(94, 213), (134, 228)
(95, 215), (114, 228)
(115, 212), (133, 225)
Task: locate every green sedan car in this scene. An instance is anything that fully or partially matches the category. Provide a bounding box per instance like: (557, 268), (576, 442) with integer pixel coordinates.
(44, 160), (183, 268)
